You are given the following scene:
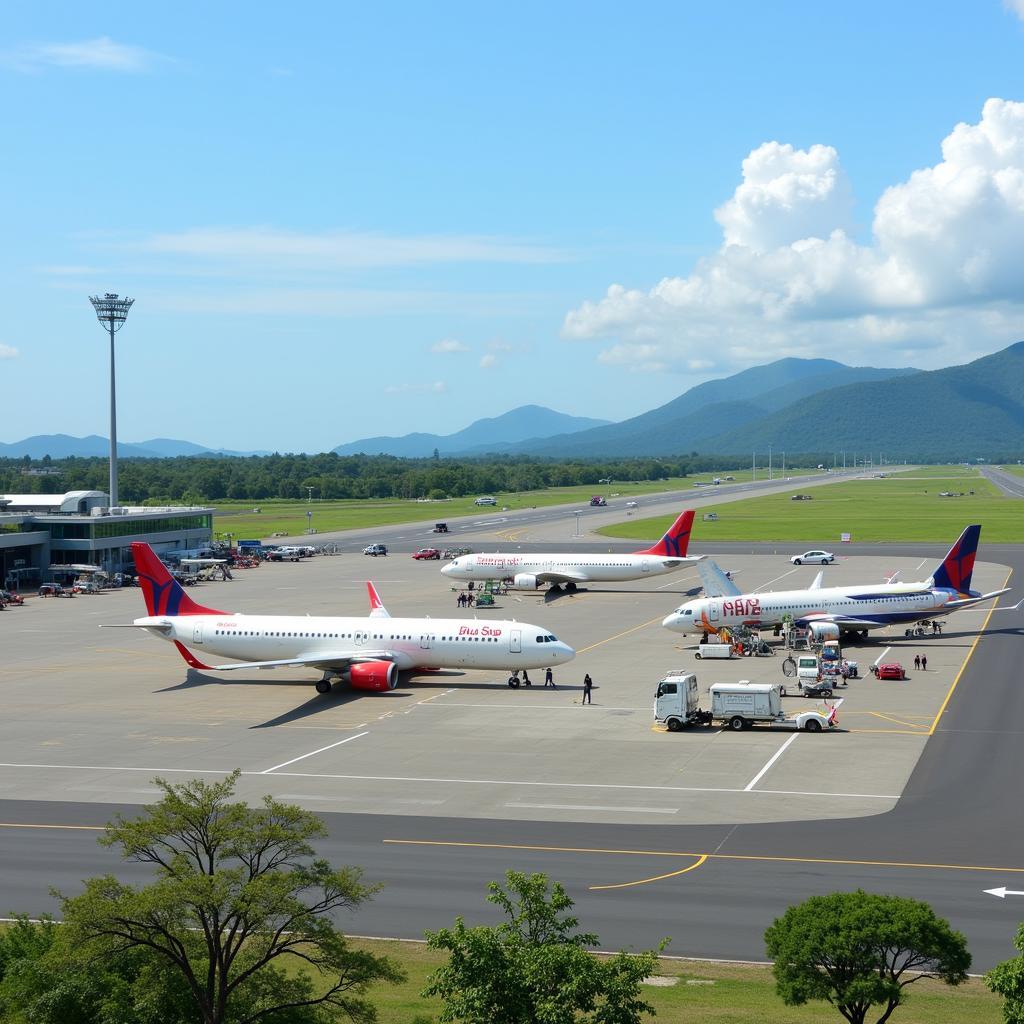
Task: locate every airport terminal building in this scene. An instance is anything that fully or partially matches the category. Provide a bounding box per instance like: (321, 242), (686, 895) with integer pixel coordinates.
(0, 491), (214, 588)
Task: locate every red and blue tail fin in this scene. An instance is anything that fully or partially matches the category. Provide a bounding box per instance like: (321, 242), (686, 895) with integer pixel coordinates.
(930, 525), (981, 594)
(636, 510), (695, 557)
(131, 542), (229, 617)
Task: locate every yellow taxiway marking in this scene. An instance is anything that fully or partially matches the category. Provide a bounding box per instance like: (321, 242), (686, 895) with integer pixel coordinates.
(590, 854), (708, 890)
(383, 839), (1024, 875)
(865, 712), (929, 729)
(576, 616), (665, 655)
(928, 568), (1012, 736)
(0, 822), (105, 831)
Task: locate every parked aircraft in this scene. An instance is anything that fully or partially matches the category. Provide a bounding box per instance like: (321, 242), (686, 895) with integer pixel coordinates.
(107, 542), (574, 694)
(440, 509), (700, 591)
(664, 525), (1012, 640)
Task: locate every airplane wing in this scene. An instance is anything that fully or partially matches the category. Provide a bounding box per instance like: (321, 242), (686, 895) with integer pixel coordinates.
(534, 569), (589, 585)
(173, 640), (396, 672)
(940, 588), (1013, 611)
(698, 559), (741, 598)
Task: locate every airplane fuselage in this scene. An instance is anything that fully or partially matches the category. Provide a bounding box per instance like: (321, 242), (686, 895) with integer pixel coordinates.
(136, 612), (573, 671)
(442, 552), (691, 585)
(664, 582), (963, 635)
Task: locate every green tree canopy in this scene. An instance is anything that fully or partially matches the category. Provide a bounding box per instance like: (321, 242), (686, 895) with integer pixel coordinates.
(423, 870), (662, 1024)
(56, 771), (403, 1024)
(985, 919), (1024, 1022)
(765, 890), (970, 1024)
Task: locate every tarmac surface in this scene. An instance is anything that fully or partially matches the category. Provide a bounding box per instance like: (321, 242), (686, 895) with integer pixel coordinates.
(1, 476), (1022, 968)
(980, 464), (1024, 498)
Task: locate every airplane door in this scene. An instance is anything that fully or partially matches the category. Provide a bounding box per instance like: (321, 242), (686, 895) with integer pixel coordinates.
(708, 603), (719, 623)
(192, 623), (204, 645)
(510, 629), (522, 654)
(419, 633), (431, 650)
(354, 630), (368, 646)
(640, 557), (651, 573)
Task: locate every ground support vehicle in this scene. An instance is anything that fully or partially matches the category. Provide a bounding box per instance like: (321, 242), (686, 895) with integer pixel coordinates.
(38, 583), (73, 598)
(590, 496), (607, 506)
(695, 642), (736, 660)
(433, 523), (449, 533)
(0, 590), (24, 606)
(413, 548), (442, 560)
(872, 662), (908, 680)
(363, 544), (388, 556)
(654, 672), (714, 731)
(710, 682), (839, 732)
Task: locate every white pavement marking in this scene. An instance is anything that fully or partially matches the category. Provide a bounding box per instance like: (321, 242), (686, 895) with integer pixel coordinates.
(260, 732), (369, 774)
(873, 647), (891, 668)
(657, 571), (698, 590)
(413, 702), (648, 711)
(506, 803), (678, 814)
(744, 734), (798, 791)
(757, 568), (798, 590)
(915, 559), (928, 571)
(0, 765), (897, 800)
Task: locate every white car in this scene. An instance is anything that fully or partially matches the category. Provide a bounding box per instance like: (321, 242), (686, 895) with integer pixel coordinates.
(791, 550), (835, 565)
(474, 496), (497, 506)
(626, 500), (639, 508)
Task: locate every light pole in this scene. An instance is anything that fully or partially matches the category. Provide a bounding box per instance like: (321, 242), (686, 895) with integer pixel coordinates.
(306, 486), (314, 503)
(768, 444), (773, 481)
(89, 293), (134, 508)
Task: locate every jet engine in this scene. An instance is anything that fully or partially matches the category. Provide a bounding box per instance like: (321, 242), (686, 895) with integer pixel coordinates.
(807, 621), (841, 642)
(348, 660), (398, 691)
(511, 573), (539, 590)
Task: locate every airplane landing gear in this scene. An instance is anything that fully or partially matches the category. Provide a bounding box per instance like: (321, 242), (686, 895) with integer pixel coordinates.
(315, 674), (334, 694)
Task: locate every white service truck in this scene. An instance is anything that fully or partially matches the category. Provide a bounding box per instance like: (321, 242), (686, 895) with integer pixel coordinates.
(654, 673), (839, 733)
(695, 642), (735, 660)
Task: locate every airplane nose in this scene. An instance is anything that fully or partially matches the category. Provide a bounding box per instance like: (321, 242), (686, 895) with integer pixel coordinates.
(558, 642), (575, 662)
(662, 612), (680, 631)
(440, 563), (454, 576)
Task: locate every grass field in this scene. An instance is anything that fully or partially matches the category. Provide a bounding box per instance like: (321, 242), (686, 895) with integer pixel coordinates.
(212, 479), (696, 540)
(1001, 465), (1024, 477)
(351, 938), (1001, 1023)
(211, 471), (826, 541)
(599, 470), (1022, 544)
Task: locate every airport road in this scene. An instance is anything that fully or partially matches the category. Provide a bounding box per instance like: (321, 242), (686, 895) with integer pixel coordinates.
(0, 541), (1021, 967)
(980, 465), (1024, 498)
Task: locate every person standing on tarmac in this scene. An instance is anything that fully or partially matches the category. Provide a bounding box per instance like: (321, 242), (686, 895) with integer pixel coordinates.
(544, 667), (555, 688)
(582, 673), (593, 704)
(522, 669), (532, 687)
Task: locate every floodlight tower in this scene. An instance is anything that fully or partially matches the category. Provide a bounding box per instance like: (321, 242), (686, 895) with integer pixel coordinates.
(89, 293), (134, 508)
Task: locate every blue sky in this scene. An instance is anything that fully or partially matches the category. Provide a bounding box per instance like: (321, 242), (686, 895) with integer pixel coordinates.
(2, 1), (1024, 451)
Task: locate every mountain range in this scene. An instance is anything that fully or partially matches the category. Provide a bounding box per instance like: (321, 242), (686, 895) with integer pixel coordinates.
(0, 435), (268, 459)
(4, 345), (1022, 460)
(331, 405), (610, 457)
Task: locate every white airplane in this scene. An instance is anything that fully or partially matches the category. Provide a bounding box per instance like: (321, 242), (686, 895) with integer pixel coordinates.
(440, 510), (700, 591)
(663, 525), (1013, 640)
(110, 542), (574, 694)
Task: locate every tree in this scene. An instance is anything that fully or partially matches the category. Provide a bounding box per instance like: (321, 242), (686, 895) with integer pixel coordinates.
(985, 920), (1024, 1022)
(423, 871), (662, 1024)
(56, 771), (404, 1024)
(765, 890), (970, 1024)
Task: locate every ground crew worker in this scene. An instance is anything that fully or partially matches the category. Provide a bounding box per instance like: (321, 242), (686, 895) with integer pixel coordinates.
(582, 673), (593, 704)
(544, 667), (555, 688)
(921, 654), (928, 670)
(914, 654), (921, 670)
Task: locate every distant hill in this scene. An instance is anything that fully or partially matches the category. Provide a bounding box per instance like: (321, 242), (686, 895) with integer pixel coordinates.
(503, 360), (918, 457)
(332, 405), (611, 457)
(0, 434), (267, 459)
(700, 342), (1024, 459)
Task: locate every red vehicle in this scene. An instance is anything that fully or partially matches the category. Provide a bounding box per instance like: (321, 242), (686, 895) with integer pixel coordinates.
(872, 662), (907, 680)
(589, 496), (607, 506)
(412, 548), (442, 560)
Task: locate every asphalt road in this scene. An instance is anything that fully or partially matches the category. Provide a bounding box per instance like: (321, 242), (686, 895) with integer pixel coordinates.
(2, 539), (1021, 969)
(980, 465), (1024, 498)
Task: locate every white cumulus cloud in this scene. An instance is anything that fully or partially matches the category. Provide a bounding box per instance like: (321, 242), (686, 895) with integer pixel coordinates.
(479, 354), (498, 369)
(431, 338), (470, 354)
(1005, 0), (1024, 21)
(564, 98), (1024, 374)
(0, 344), (18, 359)
(5, 37), (166, 72)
